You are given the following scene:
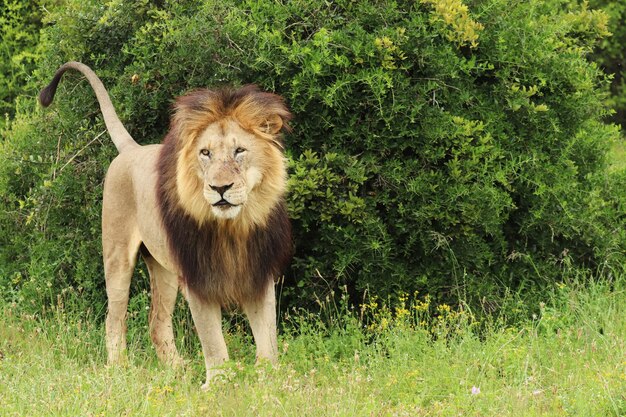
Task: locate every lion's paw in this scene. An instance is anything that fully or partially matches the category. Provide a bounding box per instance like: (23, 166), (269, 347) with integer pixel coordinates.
(200, 368), (227, 390)
(169, 355), (186, 369)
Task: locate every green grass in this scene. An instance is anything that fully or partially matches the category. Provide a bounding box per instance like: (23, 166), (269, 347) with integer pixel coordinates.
(1, 278), (625, 416)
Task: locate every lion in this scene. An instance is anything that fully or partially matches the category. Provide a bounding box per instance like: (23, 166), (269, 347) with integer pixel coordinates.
(39, 61), (293, 388)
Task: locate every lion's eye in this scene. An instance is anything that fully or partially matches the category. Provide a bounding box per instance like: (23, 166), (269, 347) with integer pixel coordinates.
(199, 149), (211, 158)
(234, 147), (246, 155)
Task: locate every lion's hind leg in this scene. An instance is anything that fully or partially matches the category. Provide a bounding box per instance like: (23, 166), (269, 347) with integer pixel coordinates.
(103, 236), (141, 364)
(143, 250), (183, 367)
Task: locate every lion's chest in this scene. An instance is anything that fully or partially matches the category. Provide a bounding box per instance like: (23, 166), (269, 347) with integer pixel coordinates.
(160, 202), (291, 305)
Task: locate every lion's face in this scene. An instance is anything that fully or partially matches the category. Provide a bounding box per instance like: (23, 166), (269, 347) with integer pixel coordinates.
(194, 120), (262, 219)
(175, 117), (286, 225)
(169, 86), (290, 228)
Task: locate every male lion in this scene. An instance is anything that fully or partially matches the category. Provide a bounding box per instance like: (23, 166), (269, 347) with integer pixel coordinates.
(40, 62), (292, 388)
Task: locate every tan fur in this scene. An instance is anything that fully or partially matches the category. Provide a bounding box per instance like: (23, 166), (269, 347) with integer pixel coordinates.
(40, 62), (292, 388)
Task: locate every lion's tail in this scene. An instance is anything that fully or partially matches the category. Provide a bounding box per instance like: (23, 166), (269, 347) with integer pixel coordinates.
(39, 61), (139, 154)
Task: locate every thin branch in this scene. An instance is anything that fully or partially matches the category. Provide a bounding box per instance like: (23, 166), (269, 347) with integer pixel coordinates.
(58, 130), (107, 173)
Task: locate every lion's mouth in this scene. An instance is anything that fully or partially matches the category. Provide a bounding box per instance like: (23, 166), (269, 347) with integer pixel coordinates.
(213, 199), (237, 208)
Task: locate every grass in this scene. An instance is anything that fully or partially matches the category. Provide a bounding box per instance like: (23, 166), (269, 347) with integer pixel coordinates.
(1, 277), (625, 416)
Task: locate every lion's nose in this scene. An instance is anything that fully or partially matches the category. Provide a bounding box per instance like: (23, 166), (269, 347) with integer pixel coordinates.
(210, 183), (234, 196)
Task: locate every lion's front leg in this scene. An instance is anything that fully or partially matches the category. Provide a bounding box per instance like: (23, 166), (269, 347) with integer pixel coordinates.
(242, 281), (278, 364)
(186, 290), (229, 389)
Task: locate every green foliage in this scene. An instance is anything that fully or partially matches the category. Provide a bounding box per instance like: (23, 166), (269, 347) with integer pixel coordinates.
(0, 0), (51, 130)
(0, 0), (624, 316)
(588, 0), (626, 129)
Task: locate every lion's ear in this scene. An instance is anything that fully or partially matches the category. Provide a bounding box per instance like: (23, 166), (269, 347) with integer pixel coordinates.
(264, 114), (284, 135)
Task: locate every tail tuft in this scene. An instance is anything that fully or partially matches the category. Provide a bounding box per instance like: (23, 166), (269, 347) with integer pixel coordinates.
(39, 85), (55, 107)
(38, 71), (65, 107)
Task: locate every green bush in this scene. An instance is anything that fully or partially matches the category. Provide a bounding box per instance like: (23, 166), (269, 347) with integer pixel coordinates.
(0, 1), (52, 130)
(1, 0), (624, 315)
(589, 0), (626, 129)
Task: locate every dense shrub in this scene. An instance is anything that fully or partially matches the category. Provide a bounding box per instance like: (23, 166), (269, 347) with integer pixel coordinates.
(0, 0), (49, 130)
(1, 0), (624, 315)
(589, 0), (626, 129)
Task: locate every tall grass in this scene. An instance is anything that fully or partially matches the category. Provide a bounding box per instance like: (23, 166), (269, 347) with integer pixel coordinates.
(1, 274), (625, 416)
